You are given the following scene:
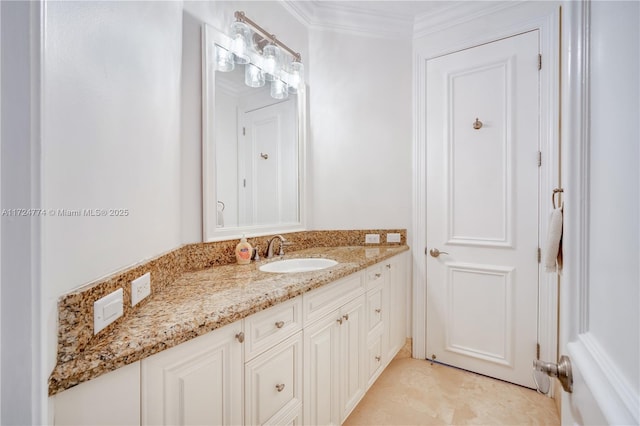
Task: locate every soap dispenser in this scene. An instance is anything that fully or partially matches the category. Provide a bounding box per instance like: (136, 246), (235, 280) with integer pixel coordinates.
(235, 235), (253, 265)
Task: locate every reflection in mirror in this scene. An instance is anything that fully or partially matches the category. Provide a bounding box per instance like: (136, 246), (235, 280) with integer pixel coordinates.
(202, 24), (306, 241)
(214, 66), (298, 228)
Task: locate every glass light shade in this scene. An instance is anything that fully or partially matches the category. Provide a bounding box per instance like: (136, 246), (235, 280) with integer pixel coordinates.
(287, 60), (304, 94)
(262, 44), (281, 82)
(270, 79), (289, 100)
(245, 63), (265, 88)
(230, 21), (250, 64)
(214, 45), (235, 72)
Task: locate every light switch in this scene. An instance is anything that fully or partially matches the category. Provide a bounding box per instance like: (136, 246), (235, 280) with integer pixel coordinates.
(94, 288), (123, 334)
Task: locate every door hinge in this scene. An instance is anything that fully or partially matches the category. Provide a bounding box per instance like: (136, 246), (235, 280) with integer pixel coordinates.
(538, 54), (542, 70)
(242, 127), (246, 136)
(536, 342), (541, 359)
(537, 247), (541, 263)
(537, 151), (542, 167)
(243, 178), (246, 188)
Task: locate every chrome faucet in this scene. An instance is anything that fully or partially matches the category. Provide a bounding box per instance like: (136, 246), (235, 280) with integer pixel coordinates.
(265, 235), (291, 258)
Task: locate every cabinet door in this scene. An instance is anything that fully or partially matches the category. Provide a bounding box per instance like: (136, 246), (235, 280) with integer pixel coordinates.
(339, 294), (367, 423)
(141, 322), (243, 426)
(245, 332), (303, 425)
(386, 253), (408, 360)
(54, 362), (140, 426)
(303, 312), (341, 426)
(366, 335), (384, 388)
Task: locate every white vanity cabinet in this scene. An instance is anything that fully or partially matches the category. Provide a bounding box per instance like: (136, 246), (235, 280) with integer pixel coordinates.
(365, 263), (389, 387)
(244, 298), (304, 426)
(53, 251), (409, 426)
(365, 251), (409, 387)
(385, 252), (408, 361)
(141, 321), (244, 426)
(54, 362), (141, 426)
(302, 272), (367, 425)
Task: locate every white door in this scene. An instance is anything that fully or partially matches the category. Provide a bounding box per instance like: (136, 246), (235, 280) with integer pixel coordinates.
(239, 99), (296, 226)
(425, 30), (540, 388)
(559, 1), (639, 424)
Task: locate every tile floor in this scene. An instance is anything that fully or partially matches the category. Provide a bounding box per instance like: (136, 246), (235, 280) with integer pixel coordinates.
(344, 353), (560, 425)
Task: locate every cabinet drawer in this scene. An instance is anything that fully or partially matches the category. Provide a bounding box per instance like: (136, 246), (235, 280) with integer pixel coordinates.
(245, 332), (303, 426)
(366, 284), (384, 336)
(303, 272), (364, 325)
(367, 336), (384, 388)
(365, 264), (385, 291)
(245, 297), (302, 360)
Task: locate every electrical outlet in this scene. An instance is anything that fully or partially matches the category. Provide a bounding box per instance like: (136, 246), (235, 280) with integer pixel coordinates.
(131, 272), (151, 306)
(94, 288), (123, 334)
(365, 234), (380, 244)
(387, 233), (401, 243)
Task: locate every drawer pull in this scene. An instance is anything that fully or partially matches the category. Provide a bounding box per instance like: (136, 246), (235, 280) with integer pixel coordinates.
(275, 321), (285, 329)
(235, 332), (245, 343)
(342, 314), (349, 321)
(337, 318), (343, 325)
(275, 383), (285, 392)
(375, 308), (382, 314)
(375, 355), (381, 362)
(374, 273), (382, 278)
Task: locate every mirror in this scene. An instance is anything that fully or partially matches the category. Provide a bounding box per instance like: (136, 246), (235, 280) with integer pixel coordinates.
(202, 24), (307, 241)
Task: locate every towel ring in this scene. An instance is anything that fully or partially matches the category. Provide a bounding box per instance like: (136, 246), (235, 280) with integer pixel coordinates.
(552, 188), (564, 209)
(217, 200), (225, 211)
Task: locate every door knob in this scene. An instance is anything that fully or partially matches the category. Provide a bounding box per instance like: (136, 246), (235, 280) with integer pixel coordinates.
(533, 355), (573, 393)
(429, 248), (449, 258)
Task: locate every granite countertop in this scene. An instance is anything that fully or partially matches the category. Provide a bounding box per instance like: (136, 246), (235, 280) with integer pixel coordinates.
(49, 245), (409, 395)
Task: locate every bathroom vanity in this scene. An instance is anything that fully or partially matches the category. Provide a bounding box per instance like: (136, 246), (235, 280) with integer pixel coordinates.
(51, 238), (409, 426)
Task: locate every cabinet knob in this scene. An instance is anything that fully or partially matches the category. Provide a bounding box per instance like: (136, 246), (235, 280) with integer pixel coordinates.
(235, 332), (245, 343)
(386, 264), (391, 269)
(275, 321), (285, 329)
(375, 355), (381, 362)
(342, 314), (349, 321)
(375, 273), (382, 278)
(275, 383), (285, 392)
(375, 308), (382, 314)
(336, 318), (343, 325)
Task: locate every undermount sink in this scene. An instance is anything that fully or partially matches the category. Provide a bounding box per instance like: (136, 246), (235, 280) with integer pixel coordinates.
(259, 258), (338, 273)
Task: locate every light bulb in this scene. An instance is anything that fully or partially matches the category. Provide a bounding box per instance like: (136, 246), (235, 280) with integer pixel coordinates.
(271, 79), (288, 100)
(215, 45), (235, 72)
(245, 63), (265, 88)
(230, 21), (250, 64)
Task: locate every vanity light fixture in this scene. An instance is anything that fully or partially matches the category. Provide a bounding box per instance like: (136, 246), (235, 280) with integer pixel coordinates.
(217, 11), (304, 99)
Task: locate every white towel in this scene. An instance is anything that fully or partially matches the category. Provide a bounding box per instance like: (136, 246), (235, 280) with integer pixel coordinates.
(544, 207), (563, 272)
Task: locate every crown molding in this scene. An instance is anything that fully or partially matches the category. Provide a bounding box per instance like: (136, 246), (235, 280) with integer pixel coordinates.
(413, 1), (524, 40)
(281, 0), (414, 39)
(281, 1), (528, 41)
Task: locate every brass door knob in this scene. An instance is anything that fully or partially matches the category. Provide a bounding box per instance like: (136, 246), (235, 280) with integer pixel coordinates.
(429, 248), (449, 258)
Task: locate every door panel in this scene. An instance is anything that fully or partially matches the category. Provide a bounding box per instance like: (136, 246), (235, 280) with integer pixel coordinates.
(426, 30), (539, 388)
(240, 99), (297, 226)
(449, 63), (511, 245)
(445, 263), (514, 366)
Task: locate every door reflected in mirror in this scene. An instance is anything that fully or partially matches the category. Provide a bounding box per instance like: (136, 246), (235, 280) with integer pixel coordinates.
(202, 24), (306, 242)
(215, 67), (299, 229)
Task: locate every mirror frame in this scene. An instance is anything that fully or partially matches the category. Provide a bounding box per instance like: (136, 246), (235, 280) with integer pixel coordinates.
(202, 23), (308, 242)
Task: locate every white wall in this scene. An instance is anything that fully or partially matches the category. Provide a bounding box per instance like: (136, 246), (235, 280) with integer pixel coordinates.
(588, 0), (639, 398)
(41, 0), (183, 414)
(308, 30), (412, 232)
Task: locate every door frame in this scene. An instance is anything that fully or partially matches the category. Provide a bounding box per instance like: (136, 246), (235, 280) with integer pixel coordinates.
(560, 1), (639, 423)
(412, 2), (561, 371)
